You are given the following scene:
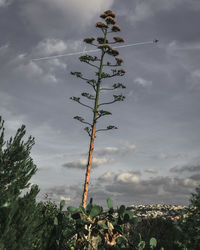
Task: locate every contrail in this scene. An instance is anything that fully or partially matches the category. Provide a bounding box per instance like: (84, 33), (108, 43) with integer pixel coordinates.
(32, 40), (158, 61)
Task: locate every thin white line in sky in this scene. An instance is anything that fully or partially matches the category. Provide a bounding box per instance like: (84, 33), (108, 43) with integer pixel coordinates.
(32, 40), (157, 61)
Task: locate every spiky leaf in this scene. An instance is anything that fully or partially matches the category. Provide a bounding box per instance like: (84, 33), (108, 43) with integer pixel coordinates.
(107, 197), (113, 209)
(89, 205), (103, 218)
(81, 92), (95, 100)
(107, 125), (118, 130)
(67, 206), (79, 212)
(60, 200), (66, 211)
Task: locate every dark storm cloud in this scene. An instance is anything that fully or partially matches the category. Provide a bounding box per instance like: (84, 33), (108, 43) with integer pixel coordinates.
(170, 164), (200, 173)
(1, 0), (200, 208)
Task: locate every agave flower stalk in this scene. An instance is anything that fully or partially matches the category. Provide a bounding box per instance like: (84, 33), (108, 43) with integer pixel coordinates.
(70, 10), (126, 208)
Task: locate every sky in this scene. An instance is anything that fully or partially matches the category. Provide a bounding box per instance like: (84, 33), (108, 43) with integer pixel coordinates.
(1, 0), (200, 209)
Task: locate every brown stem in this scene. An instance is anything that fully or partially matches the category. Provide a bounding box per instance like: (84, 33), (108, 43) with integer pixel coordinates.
(81, 29), (107, 208)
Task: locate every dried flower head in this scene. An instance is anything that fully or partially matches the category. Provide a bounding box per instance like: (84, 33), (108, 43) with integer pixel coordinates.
(96, 22), (108, 29)
(118, 69), (126, 74)
(111, 25), (121, 32)
(105, 16), (116, 25)
(104, 10), (116, 18)
(107, 49), (120, 57)
(115, 57), (124, 65)
(113, 36), (125, 43)
(97, 37), (108, 44)
(83, 37), (95, 44)
(100, 13), (107, 19)
(98, 44), (112, 50)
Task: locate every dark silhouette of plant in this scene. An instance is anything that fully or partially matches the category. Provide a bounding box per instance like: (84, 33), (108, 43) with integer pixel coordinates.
(173, 185), (200, 250)
(70, 9), (126, 208)
(0, 116), (45, 249)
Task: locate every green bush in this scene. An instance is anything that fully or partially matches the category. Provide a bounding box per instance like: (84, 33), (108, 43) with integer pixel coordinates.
(174, 185), (200, 250)
(0, 117), (48, 250)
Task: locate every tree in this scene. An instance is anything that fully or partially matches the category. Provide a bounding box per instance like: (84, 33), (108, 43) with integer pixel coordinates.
(70, 10), (126, 208)
(0, 116), (45, 249)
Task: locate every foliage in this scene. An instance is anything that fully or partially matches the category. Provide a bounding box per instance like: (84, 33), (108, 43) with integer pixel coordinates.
(173, 185), (200, 250)
(0, 116), (46, 250)
(49, 197), (159, 249)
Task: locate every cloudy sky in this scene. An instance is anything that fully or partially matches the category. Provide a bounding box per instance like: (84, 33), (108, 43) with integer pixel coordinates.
(1, 0), (200, 209)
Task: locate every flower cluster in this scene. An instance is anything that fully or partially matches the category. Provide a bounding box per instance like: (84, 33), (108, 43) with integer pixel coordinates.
(118, 69), (126, 75)
(100, 10), (116, 19)
(115, 57), (124, 65)
(111, 25), (121, 32)
(98, 44), (119, 57)
(83, 37), (95, 44)
(98, 44), (112, 50)
(97, 37), (108, 44)
(107, 49), (119, 57)
(96, 22), (108, 29)
(105, 16), (116, 25)
(113, 36), (125, 43)
(79, 54), (98, 62)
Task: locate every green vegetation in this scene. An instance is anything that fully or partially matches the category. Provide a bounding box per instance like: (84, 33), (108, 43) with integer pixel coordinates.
(1, 9), (200, 250)
(0, 114), (200, 249)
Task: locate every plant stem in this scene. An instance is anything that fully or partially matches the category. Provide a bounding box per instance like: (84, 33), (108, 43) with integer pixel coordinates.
(81, 30), (107, 208)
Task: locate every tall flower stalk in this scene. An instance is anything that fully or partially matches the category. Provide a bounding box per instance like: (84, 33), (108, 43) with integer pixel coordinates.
(70, 10), (126, 208)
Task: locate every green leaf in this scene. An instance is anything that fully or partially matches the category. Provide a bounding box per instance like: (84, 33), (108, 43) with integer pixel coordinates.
(116, 236), (128, 245)
(79, 205), (86, 214)
(56, 240), (59, 246)
(67, 206), (79, 212)
(107, 197), (113, 209)
(89, 205), (103, 218)
(138, 241), (145, 250)
(54, 217), (58, 226)
(60, 200), (65, 211)
(149, 237), (157, 249)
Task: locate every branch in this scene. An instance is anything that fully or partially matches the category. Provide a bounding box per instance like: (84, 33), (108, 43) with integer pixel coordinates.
(98, 94), (125, 107)
(84, 127), (92, 137)
(81, 92), (95, 100)
(73, 116), (92, 126)
(70, 96), (93, 110)
(96, 125), (118, 133)
(71, 72), (96, 82)
(100, 87), (115, 91)
(84, 61), (99, 69)
(96, 110), (112, 120)
(96, 69), (126, 79)
(101, 83), (126, 91)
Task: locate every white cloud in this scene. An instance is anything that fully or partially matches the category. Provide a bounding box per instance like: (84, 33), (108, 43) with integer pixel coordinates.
(35, 39), (68, 57)
(152, 153), (168, 160)
(127, 0), (186, 24)
(0, 43), (9, 53)
(0, 0), (12, 7)
(21, 0), (114, 37)
(98, 171), (114, 182)
(91, 142), (138, 157)
(63, 157), (114, 169)
(145, 168), (158, 174)
(116, 172), (140, 184)
(15, 61), (43, 78)
(134, 77), (152, 87)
